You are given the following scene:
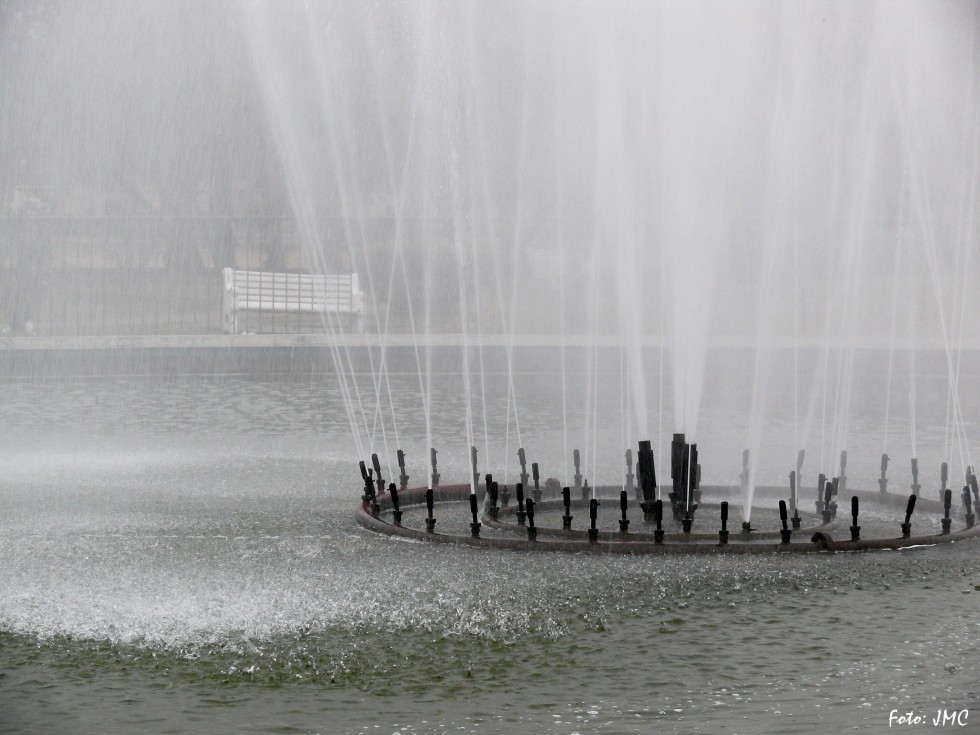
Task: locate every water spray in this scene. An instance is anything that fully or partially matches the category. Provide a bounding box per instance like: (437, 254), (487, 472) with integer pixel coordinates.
(838, 451), (848, 496)
(740, 448), (750, 492)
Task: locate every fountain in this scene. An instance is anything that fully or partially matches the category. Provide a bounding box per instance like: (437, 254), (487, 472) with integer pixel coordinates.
(356, 442), (980, 553)
(3, 2), (980, 734)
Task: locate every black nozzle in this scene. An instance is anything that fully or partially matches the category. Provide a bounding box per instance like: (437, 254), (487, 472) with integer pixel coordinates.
(941, 488), (953, 534)
(490, 481), (499, 507)
(359, 460), (369, 482)
(573, 448), (581, 469)
(637, 439), (657, 503)
(532, 462), (540, 483)
(389, 482), (402, 525)
(371, 452), (382, 478)
(848, 495), (861, 541)
(397, 449), (405, 470)
(516, 482), (525, 505)
(425, 488), (436, 532)
(904, 493), (917, 523)
(779, 499), (791, 543)
(620, 490), (628, 518)
(653, 498), (664, 544)
(588, 498), (599, 542)
(719, 501), (730, 545)
(518, 447), (526, 467)
(562, 486), (571, 511)
(525, 498), (537, 541)
(469, 493), (481, 537)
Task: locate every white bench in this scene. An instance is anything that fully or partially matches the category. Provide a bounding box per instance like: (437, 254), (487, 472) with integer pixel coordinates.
(222, 268), (365, 334)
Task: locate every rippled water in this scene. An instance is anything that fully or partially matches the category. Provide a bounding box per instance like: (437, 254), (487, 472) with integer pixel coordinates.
(1, 371), (979, 734)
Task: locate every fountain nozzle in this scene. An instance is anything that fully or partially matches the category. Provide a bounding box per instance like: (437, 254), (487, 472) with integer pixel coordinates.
(619, 490), (630, 533)
(901, 493), (916, 538)
(397, 449), (409, 490)
(941, 488), (952, 535)
(562, 486), (573, 530)
(425, 488), (436, 532)
(779, 499), (792, 544)
(588, 498), (599, 543)
(849, 495), (860, 541)
(430, 447), (440, 488)
(469, 493), (481, 537)
(719, 501), (729, 545)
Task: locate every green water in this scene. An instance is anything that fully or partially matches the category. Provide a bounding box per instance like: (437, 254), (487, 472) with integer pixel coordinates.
(1, 375), (978, 734)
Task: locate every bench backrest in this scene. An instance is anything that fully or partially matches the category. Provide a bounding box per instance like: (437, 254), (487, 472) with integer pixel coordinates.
(222, 268), (364, 333)
(223, 268), (362, 311)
